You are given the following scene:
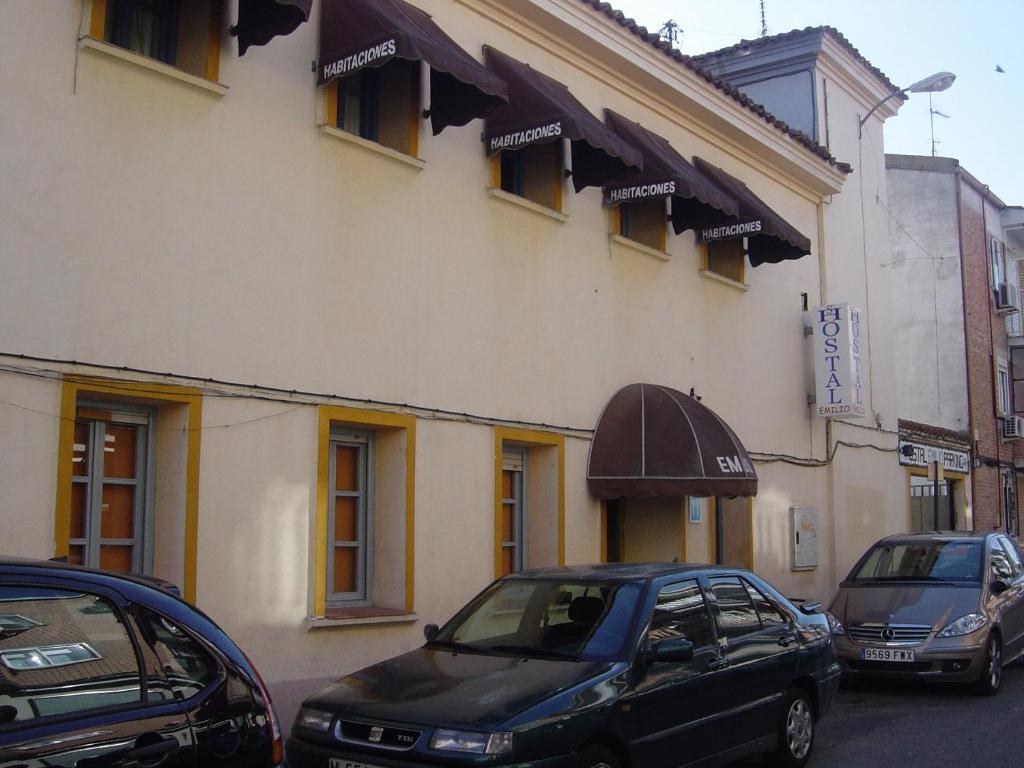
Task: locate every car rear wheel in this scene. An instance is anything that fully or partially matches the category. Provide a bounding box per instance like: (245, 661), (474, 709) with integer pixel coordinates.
(770, 688), (815, 767)
(973, 633), (1002, 696)
(578, 744), (620, 768)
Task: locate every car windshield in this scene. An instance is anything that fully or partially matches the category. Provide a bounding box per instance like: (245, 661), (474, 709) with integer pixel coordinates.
(430, 579), (643, 662)
(852, 540), (983, 583)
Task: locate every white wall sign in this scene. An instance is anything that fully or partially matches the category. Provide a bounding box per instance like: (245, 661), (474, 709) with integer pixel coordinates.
(790, 506), (818, 570)
(898, 440), (970, 473)
(811, 304), (865, 419)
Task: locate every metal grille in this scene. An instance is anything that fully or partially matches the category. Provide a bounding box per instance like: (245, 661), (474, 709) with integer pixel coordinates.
(336, 721), (421, 751)
(848, 623), (932, 646)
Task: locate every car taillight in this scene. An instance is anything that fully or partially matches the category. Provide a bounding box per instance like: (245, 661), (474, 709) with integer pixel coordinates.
(241, 651), (283, 766)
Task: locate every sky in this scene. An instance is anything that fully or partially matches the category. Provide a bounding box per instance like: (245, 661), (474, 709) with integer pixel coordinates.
(612, 0), (1024, 205)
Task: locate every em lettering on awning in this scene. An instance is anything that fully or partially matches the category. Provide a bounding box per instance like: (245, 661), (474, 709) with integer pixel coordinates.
(316, 0), (509, 135)
(587, 384), (757, 500)
(601, 110), (738, 233)
(482, 47), (643, 192)
(692, 157), (812, 267)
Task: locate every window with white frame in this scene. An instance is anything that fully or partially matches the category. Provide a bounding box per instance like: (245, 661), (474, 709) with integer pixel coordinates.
(991, 237), (1007, 292)
(998, 363), (1011, 417)
(327, 429), (372, 606)
(500, 448), (526, 576)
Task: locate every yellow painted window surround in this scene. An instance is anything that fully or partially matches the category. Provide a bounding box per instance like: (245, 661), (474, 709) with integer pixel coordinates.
(315, 406), (416, 618)
(615, 200), (667, 252)
(90, 0), (223, 82)
(323, 60), (421, 158)
(54, 376), (203, 602)
(490, 143), (564, 213)
(703, 239), (746, 284)
(492, 427), (565, 579)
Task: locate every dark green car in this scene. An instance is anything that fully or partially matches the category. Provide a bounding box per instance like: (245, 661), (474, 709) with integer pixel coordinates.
(286, 564), (840, 768)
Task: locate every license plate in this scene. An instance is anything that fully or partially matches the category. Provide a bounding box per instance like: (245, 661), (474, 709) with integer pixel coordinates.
(860, 647), (916, 662)
(329, 760), (387, 768)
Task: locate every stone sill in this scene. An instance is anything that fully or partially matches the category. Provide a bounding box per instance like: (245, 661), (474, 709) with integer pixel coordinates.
(699, 269), (749, 292)
(609, 234), (671, 262)
(319, 126), (426, 171)
(304, 611), (418, 631)
(487, 188), (568, 223)
(79, 37), (228, 96)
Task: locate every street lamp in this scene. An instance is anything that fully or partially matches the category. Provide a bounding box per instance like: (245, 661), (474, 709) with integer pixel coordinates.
(857, 71), (956, 137)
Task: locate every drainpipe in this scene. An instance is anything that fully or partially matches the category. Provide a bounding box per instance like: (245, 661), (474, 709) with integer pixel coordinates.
(980, 184), (1004, 531)
(955, 173), (978, 529)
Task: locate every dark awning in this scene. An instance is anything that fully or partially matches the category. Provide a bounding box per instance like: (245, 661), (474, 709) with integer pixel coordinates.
(691, 157), (812, 267)
(602, 111), (738, 232)
(316, 0), (509, 135)
(482, 48), (642, 192)
(588, 383), (757, 500)
(234, 0), (312, 56)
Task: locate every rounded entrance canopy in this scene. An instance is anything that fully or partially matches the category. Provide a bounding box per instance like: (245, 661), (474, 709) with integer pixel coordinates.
(587, 383), (757, 499)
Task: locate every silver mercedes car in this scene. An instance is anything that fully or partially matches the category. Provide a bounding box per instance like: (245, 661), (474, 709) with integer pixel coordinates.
(829, 531), (1024, 694)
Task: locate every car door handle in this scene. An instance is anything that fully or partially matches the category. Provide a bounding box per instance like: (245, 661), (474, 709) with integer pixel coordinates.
(778, 634), (797, 647)
(124, 736), (180, 761)
(707, 656), (729, 670)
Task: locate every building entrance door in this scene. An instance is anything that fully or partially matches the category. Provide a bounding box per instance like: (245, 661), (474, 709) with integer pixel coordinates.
(604, 498), (685, 563)
(714, 496), (752, 568)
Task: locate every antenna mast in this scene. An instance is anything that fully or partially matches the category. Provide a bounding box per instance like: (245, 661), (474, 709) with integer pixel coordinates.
(928, 92), (950, 157)
(658, 19), (681, 49)
(759, 0), (768, 37)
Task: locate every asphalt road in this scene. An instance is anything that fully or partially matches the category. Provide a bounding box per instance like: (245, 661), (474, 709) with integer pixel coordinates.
(806, 663), (1024, 767)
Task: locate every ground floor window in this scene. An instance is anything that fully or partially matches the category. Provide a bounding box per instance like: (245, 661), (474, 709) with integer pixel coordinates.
(493, 428), (564, 578)
(70, 407), (152, 573)
(909, 471), (966, 532)
(56, 378), (202, 600)
(315, 406), (415, 617)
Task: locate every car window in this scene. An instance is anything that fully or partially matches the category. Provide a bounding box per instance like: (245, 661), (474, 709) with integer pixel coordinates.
(997, 537), (1023, 578)
(0, 586), (142, 725)
(743, 580), (787, 627)
(647, 579), (715, 649)
(134, 608), (220, 700)
(853, 541), (982, 582)
(708, 577), (761, 639)
(990, 543), (1015, 582)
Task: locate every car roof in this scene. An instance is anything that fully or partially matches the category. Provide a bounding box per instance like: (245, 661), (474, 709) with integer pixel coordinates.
(507, 562), (741, 582)
(876, 531), (993, 545)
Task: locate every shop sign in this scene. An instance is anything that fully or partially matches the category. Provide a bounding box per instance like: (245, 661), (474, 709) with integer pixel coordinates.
(898, 440), (970, 473)
(698, 219), (763, 243)
(811, 304), (865, 419)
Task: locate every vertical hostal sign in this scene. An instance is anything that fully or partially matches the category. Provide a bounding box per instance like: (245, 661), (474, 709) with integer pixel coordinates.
(812, 304), (865, 419)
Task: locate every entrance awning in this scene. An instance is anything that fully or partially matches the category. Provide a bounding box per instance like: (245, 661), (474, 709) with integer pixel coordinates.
(692, 157), (812, 267)
(482, 48), (642, 192)
(587, 383), (758, 499)
(234, 0), (312, 56)
(316, 0), (509, 135)
(601, 111), (738, 231)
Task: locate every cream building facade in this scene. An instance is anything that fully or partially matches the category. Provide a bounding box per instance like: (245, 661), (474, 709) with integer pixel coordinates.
(1, 1), (904, 720)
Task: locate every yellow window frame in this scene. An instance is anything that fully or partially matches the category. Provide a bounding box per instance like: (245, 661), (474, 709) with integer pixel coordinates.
(492, 427), (565, 579)
(315, 406), (416, 616)
(54, 376), (203, 601)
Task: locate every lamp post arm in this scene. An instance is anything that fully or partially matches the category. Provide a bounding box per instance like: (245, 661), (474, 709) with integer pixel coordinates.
(857, 88), (907, 137)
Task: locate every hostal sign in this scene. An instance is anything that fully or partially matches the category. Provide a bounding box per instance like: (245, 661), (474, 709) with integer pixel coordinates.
(811, 304), (865, 419)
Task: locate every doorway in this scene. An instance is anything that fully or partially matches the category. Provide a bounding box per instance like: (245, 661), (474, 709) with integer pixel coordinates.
(713, 496), (752, 568)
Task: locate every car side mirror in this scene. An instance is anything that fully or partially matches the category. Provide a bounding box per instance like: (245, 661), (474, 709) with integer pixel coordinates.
(648, 638), (694, 664)
(423, 623), (440, 641)
(991, 579), (1010, 596)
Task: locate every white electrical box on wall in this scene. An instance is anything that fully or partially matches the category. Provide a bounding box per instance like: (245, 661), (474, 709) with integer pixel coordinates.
(790, 507), (818, 570)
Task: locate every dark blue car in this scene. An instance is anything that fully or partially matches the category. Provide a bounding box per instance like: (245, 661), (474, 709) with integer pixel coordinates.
(0, 558), (283, 767)
(287, 563), (840, 768)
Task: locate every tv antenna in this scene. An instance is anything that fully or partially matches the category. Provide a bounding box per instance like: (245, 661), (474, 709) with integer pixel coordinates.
(658, 19), (681, 49)
(759, 0), (768, 37)
(929, 92), (950, 157)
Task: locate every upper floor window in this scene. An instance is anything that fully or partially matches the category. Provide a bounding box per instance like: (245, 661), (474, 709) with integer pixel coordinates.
(495, 142), (564, 212)
(617, 199), (667, 252)
(329, 58), (421, 156)
(991, 237), (1007, 292)
(998, 362), (1010, 416)
(93, 0), (223, 80)
(705, 238), (746, 284)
